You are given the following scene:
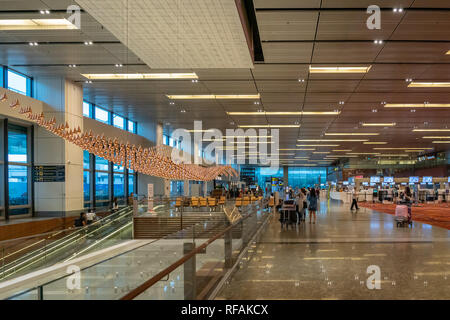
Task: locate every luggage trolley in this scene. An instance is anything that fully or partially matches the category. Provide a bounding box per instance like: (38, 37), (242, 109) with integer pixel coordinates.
(395, 202), (412, 228)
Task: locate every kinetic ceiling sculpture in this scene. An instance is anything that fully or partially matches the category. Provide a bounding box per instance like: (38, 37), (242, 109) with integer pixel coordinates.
(1, 93), (237, 181)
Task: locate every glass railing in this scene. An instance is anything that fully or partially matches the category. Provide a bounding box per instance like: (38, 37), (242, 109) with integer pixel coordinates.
(0, 206), (133, 282)
(3, 199), (271, 300)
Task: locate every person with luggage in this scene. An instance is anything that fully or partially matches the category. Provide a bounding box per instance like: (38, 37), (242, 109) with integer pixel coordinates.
(350, 188), (359, 211)
(404, 186), (413, 222)
(307, 188), (318, 224)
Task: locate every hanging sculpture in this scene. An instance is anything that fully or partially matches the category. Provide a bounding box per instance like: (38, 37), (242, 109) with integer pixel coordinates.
(1, 92), (237, 181)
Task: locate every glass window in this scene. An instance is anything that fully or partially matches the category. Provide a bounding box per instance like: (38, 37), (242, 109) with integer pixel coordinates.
(7, 70), (28, 96)
(95, 156), (109, 171)
(83, 171), (90, 202)
(83, 102), (91, 117)
(114, 174), (125, 198)
(8, 165), (28, 206)
(95, 172), (109, 201)
(113, 164), (124, 172)
(113, 114), (125, 129)
(128, 120), (135, 133)
(83, 151), (90, 170)
(8, 125), (27, 163)
(128, 174), (135, 196)
(95, 107), (109, 124)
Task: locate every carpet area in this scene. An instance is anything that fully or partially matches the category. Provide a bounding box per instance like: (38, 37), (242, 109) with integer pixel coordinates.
(359, 202), (450, 230)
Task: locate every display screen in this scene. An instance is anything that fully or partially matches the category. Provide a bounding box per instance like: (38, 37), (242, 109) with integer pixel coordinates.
(409, 176), (419, 184)
(384, 176), (394, 183)
(448, 177), (450, 183)
(343, 181), (349, 185)
(362, 182), (369, 186)
(422, 176), (433, 184)
(370, 176), (380, 183)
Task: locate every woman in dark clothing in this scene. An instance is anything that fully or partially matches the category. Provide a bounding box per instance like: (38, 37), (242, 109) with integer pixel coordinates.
(307, 188), (318, 224)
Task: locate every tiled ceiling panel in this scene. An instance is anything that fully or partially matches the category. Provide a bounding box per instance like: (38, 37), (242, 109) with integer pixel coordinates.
(76, 0), (253, 68)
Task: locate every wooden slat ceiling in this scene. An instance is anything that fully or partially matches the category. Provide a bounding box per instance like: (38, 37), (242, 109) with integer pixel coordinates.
(0, 0), (449, 162)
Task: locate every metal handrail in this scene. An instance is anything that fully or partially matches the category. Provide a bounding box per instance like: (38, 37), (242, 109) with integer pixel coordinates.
(120, 200), (265, 300)
(0, 206), (133, 280)
(5, 207), (237, 300)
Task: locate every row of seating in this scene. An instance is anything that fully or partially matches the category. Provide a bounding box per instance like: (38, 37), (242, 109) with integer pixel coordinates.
(175, 196), (226, 211)
(235, 196), (264, 207)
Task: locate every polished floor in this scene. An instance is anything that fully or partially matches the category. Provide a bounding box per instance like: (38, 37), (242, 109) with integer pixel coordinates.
(217, 200), (450, 300)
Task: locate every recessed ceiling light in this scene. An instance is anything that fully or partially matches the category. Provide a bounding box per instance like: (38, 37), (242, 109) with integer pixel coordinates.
(83, 73), (198, 80)
(278, 148), (316, 151)
(85, 80), (92, 84)
(422, 136), (450, 139)
(298, 139), (369, 142)
(364, 142), (388, 145)
(309, 66), (372, 73)
(84, 41), (93, 45)
(412, 129), (450, 132)
(385, 103), (450, 108)
(29, 42), (38, 46)
(374, 40), (383, 44)
(362, 123), (396, 127)
(296, 144), (340, 147)
(0, 19), (78, 30)
(325, 133), (380, 136)
(167, 94), (260, 100)
(238, 124), (301, 128)
(373, 147), (433, 150)
(408, 82), (450, 88)
(298, 79), (305, 82)
(226, 111), (340, 116)
(191, 79), (198, 83)
(169, 102), (175, 105)
(180, 109), (186, 113)
(115, 64), (123, 68)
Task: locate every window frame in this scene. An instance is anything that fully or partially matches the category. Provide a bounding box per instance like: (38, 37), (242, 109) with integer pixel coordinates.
(2, 66), (33, 97)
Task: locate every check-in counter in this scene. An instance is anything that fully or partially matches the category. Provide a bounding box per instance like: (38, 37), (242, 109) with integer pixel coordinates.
(357, 190), (373, 202)
(330, 191), (351, 204)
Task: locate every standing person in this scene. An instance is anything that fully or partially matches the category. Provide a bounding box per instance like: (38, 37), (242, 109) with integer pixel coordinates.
(404, 186), (413, 223)
(297, 189), (307, 222)
(350, 189), (359, 211)
(307, 188), (318, 224)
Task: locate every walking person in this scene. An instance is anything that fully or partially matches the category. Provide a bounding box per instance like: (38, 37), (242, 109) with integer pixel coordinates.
(350, 189), (359, 211)
(307, 188), (318, 224)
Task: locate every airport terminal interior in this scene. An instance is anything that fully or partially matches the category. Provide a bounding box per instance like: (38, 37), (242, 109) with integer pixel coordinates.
(0, 0), (449, 301)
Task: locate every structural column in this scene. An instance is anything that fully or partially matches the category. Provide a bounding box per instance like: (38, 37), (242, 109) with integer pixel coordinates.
(33, 77), (83, 217)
